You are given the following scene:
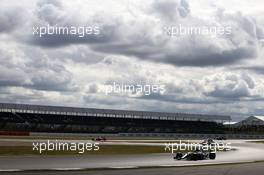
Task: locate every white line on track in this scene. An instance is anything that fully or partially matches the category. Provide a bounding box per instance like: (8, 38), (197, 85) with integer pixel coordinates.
(0, 169), (22, 172)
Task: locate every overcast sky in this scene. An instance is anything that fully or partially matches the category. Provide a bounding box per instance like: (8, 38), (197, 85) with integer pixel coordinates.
(0, 0), (264, 121)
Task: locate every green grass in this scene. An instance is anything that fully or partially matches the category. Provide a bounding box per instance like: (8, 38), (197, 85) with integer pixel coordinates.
(250, 141), (264, 144)
(0, 143), (228, 156)
(0, 145), (171, 156)
(0, 135), (185, 141)
(0, 136), (95, 140)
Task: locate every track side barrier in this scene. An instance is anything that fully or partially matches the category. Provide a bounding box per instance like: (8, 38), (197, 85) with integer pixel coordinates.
(0, 131), (30, 136)
(29, 132), (264, 139)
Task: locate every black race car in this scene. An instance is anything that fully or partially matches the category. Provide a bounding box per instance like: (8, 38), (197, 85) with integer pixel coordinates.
(174, 150), (216, 161)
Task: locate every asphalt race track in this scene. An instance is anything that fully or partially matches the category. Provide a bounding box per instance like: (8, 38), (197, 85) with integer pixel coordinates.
(0, 140), (264, 172)
(1, 162), (264, 175)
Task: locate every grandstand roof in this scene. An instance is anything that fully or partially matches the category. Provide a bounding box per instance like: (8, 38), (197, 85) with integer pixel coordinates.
(223, 121), (238, 125)
(237, 115), (264, 126)
(254, 116), (264, 121)
(0, 103), (231, 122)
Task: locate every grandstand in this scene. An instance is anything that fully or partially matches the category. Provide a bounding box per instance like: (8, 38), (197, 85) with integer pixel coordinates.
(227, 116), (264, 135)
(0, 103), (230, 134)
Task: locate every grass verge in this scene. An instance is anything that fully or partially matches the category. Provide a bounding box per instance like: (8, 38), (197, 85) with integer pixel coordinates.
(0, 145), (170, 156)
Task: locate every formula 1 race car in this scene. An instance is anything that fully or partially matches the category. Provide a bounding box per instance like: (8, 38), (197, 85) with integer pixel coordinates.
(174, 150), (216, 161)
(201, 138), (215, 145)
(91, 137), (106, 142)
(214, 136), (227, 140)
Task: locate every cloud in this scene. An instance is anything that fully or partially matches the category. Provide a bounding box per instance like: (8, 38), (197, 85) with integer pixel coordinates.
(0, 0), (258, 68)
(232, 66), (264, 75)
(0, 5), (27, 33)
(0, 66), (29, 87)
(87, 1), (260, 67)
(151, 0), (190, 20)
(203, 73), (255, 99)
(0, 43), (76, 92)
(86, 83), (99, 93)
(0, 0), (264, 120)
(27, 0), (119, 47)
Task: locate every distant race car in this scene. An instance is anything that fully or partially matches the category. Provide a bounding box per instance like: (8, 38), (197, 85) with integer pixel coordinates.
(214, 136), (227, 140)
(201, 138), (215, 145)
(174, 150), (216, 161)
(91, 137), (106, 142)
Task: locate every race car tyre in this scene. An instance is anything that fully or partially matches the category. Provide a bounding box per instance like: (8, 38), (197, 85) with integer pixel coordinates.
(209, 152), (216, 159)
(190, 153), (198, 161)
(175, 152), (183, 160)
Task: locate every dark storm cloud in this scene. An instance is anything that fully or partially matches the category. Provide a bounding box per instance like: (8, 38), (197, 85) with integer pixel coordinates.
(25, 69), (74, 91)
(137, 73), (254, 104)
(83, 94), (130, 107)
(151, 0), (190, 20)
(88, 1), (257, 67)
(88, 6), (260, 67)
(45, 46), (104, 64)
(28, 0), (120, 47)
(0, 66), (75, 92)
(87, 84), (99, 93)
(0, 67), (28, 87)
(92, 43), (256, 67)
(20, 0), (261, 67)
(232, 66), (264, 75)
(141, 93), (227, 104)
(206, 86), (250, 99)
(165, 47), (256, 67)
(24, 54), (76, 92)
(0, 6), (26, 33)
(30, 33), (110, 47)
(0, 0), (264, 120)
(29, 20), (119, 48)
(0, 45), (76, 92)
(203, 73), (256, 99)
